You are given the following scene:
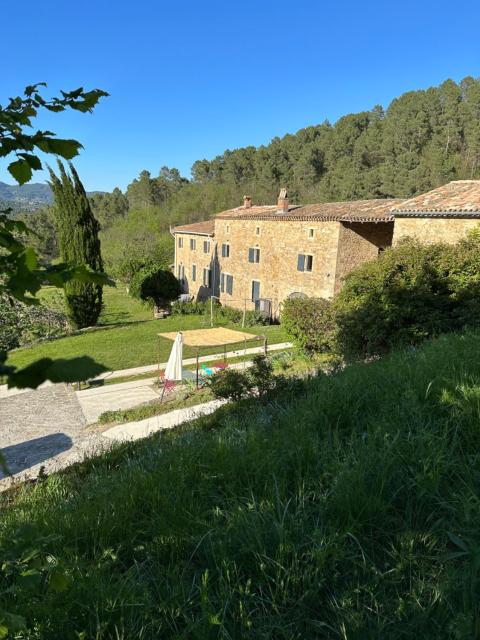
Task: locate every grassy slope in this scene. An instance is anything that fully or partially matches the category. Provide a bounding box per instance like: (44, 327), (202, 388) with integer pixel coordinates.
(7, 286), (288, 371)
(2, 330), (480, 638)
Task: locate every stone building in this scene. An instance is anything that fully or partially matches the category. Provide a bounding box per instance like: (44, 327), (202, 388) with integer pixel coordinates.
(172, 180), (480, 317)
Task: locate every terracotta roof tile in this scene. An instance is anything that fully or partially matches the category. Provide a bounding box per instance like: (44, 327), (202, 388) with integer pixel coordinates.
(172, 220), (215, 235)
(215, 199), (403, 223)
(392, 180), (480, 214)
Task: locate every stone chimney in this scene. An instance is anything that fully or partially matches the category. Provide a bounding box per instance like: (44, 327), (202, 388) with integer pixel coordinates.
(277, 187), (289, 213)
(243, 195), (252, 209)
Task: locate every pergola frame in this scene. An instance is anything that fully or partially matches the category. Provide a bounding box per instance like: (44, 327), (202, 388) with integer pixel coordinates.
(157, 328), (268, 389)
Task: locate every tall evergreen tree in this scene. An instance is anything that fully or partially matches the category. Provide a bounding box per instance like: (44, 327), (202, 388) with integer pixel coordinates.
(49, 161), (104, 328)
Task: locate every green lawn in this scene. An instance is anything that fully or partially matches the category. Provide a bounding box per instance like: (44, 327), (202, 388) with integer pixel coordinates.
(3, 330), (480, 637)
(8, 286), (289, 372)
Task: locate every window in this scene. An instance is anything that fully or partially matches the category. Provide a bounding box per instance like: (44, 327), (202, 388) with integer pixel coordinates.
(248, 247), (260, 263)
(203, 240), (210, 253)
(251, 280), (261, 302)
(203, 268), (212, 288)
(177, 264), (185, 280)
(255, 226), (260, 236)
(220, 273), (234, 295)
(225, 225), (230, 234)
(221, 243), (230, 258)
(178, 237), (183, 248)
(297, 254), (313, 272)
(308, 228), (314, 239)
(192, 264), (196, 282)
(190, 238), (196, 250)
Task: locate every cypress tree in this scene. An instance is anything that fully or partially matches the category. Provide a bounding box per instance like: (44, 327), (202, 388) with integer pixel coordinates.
(49, 161), (104, 328)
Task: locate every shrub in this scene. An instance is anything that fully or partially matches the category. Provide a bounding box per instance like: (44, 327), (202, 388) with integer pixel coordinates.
(209, 355), (278, 402)
(333, 237), (480, 359)
(243, 309), (271, 326)
(208, 368), (252, 401)
(130, 267), (182, 308)
(282, 297), (335, 353)
(216, 305), (242, 324)
(0, 295), (69, 351)
(171, 300), (208, 315)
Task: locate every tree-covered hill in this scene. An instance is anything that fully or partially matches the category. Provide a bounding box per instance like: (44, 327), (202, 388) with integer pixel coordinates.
(124, 76), (480, 216)
(98, 76), (480, 277)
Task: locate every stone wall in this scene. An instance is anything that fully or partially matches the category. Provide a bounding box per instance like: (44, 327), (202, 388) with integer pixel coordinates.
(334, 221), (394, 292)
(175, 233), (214, 300)
(393, 217), (480, 245)
(214, 218), (341, 316)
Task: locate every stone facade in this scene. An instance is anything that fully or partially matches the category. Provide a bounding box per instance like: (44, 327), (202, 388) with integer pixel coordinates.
(174, 230), (214, 299)
(392, 216), (479, 245)
(334, 222), (394, 293)
(172, 181), (480, 316)
(214, 218), (340, 316)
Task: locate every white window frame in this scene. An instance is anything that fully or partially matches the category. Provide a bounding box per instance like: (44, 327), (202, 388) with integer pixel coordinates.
(203, 267), (212, 288)
(248, 247), (260, 263)
(220, 272), (234, 295)
(297, 254), (313, 272)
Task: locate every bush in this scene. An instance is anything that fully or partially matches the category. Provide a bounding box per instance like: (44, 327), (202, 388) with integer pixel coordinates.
(171, 300), (208, 315)
(282, 297), (335, 353)
(209, 355), (278, 401)
(243, 309), (271, 326)
(130, 267), (182, 308)
(0, 295), (69, 351)
(333, 237), (480, 359)
(208, 368), (252, 401)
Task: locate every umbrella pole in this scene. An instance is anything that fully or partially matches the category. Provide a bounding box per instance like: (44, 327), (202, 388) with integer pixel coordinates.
(196, 350), (199, 389)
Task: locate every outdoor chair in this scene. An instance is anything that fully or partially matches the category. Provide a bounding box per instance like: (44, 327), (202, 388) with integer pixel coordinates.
(201, 364), (214, 376)
(158, 372), (176, 401)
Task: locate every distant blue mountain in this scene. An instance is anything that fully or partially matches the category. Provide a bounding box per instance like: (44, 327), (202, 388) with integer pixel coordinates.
(0, 181), (52, 210)
(0, 181), (105, 212)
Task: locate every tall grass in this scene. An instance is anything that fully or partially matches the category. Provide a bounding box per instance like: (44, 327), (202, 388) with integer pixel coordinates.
(2, 330), (480, 638)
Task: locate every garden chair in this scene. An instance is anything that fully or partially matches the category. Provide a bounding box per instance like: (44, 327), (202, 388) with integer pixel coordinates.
(201, 363), (214, 376)
(158, 372), (176, 402)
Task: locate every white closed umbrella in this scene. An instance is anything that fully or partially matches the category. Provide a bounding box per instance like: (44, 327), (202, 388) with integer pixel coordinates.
(164, 332), (183, 381)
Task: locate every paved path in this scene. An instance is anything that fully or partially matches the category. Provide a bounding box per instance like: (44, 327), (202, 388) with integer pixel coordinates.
(0, 385), (106, 488)
(102, 398), (227, 442)
(0, 343), (292, 487)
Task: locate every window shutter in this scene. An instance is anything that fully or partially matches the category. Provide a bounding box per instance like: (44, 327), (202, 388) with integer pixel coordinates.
(297, 254), (305, 271)
(220, 273), (225, 292)
(248, 248), (254, 263)
(227, 275), (233, 295)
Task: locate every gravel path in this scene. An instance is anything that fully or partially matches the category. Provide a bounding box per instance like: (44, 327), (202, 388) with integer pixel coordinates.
(0, 385), (106, 488)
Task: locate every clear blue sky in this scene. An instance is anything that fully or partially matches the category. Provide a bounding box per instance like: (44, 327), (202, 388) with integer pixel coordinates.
(2, 0), (480, 191)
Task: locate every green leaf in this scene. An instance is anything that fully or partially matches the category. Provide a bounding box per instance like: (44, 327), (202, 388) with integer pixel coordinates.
(49, 570), (71, 592)
(7, 159), (32, 185)
(37, 137), (82, 159)
(18, 153), (42, 170)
